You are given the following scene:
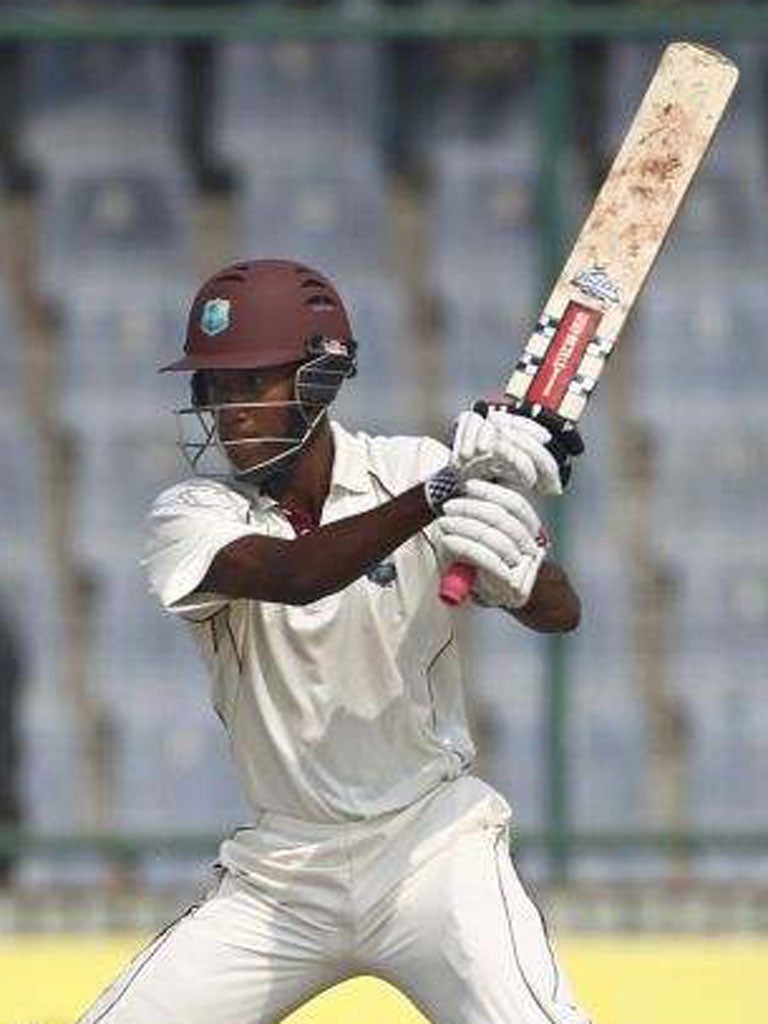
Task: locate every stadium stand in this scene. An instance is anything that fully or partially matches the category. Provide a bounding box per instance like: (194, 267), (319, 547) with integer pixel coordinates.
(214, 39), (382, 169)
(37, 159), (194, 304)
(1, 25), (765, 900)
(428, 139), (538, 415)
(331, 274), (420, 434)
(240, 151), (390, 277)
(468, 606), (546, 830)
(57, 293), (189, 429)
(22, 39), (177, 162)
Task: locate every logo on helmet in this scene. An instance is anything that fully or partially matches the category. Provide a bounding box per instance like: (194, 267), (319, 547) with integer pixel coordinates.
(200, 298), (231, 337)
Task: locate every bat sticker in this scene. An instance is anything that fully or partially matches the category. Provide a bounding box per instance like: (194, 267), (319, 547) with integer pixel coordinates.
(526, 302), (603, 406)
(570, 266), (622, 306)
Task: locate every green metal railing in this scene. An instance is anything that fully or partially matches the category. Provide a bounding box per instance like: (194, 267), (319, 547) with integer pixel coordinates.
(0, 5), (765, 41)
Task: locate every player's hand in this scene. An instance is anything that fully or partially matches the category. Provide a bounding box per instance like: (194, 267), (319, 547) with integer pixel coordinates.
(451, 409), (564, 496)
(436, 479), (549, 609)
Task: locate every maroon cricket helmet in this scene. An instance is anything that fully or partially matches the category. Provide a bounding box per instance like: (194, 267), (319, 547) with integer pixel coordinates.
(161, 259), (353, 372)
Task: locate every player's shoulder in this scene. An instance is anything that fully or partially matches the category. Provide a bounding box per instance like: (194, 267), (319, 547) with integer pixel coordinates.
(364, 432), (449, 476)
(149, 476), (252, 520)
(333, 420), (449, 493)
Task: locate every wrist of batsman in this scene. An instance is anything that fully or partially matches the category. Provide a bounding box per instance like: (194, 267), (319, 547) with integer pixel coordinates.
(424, 463), (463, 515)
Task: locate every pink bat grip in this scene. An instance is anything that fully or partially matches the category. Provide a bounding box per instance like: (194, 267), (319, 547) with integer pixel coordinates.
(439, 562), (476, 606)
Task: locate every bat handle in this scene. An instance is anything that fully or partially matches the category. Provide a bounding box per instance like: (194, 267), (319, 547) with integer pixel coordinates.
(439, 562), (476, 606)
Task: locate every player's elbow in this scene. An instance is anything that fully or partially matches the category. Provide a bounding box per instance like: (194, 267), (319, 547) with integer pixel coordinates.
(549, 590), (581, 633)
(530, 607), (581, 634)
(201, 541), (327, 606)
(556, 596), (581, 633)
(512, 591), (581, 633)
(513, 562), (581, 633)
(536, 613), (580, 635)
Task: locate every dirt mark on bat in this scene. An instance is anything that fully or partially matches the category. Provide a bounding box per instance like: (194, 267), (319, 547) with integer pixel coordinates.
(619, 217), (666, 258)
(640, 154), (682, 182)
(637, 101), (680, 146)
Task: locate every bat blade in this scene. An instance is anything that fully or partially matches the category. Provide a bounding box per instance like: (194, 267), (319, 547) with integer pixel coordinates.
(439, 41), (738, 608)
(506, 41), (739, 424)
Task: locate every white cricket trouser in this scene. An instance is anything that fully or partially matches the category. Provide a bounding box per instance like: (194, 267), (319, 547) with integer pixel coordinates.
(77, 776), (591, 1024)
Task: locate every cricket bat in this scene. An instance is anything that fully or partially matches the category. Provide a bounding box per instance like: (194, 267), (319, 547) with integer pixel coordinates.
(440, 41), (739, 606)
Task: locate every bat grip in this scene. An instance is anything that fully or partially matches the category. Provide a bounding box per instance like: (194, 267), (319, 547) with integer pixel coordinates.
(439, 562), (477, 606)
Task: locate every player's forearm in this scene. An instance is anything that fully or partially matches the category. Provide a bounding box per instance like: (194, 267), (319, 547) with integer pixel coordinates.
(201, 484), (434, 604)
(510, 560), (580, 633)
(287, 484), (435, 602)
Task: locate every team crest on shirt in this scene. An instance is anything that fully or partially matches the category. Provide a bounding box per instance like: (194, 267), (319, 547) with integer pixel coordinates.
(200, 297), (231, 337)
(366, 561), (397, 588)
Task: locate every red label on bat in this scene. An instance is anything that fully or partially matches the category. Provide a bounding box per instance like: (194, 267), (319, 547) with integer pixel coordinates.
(526, 301), (603, 409)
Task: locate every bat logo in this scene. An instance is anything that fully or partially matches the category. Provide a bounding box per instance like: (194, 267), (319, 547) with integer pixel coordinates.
(571, 266), (621, 306)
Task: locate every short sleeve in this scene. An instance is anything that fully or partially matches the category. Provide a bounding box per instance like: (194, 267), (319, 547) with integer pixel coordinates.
(143, 479), (264, 620)
(364, 432), (451, 493)
(414, 435), (452, 480)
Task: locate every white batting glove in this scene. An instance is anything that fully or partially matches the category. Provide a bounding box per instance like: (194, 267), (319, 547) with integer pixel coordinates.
(451, 409), (563, 496)
(437, 479), (549, 609)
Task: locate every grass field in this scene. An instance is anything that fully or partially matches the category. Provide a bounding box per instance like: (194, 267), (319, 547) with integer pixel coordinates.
(1, 934), (766, 1024)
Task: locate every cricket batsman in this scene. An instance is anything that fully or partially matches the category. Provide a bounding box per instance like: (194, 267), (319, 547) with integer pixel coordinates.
(78, 259), (591, 1024)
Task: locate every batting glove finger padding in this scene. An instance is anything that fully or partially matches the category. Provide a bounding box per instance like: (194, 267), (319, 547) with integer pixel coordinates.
(486, 408), (552, 449)
(437, 480), (549, 608)
(486, 410), (563, 495)
(448, 478), (545, 538)
(451, 410), (562, 495)
(439, 535), (546, 609)
(452, 409), (494, 462)
(440, 533), (523, 584)
(473, 400), (586, 490)
(440, 517), (536, 572)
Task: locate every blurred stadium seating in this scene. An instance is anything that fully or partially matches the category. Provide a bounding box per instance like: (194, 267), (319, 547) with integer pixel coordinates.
(429, 127), (538, 406)
(38, 158), (193, 304)
(215, 39), (382, 169)
(239, 150), (390, 281)
(58, 294), (187, 427)
(0, 16), (765, 919)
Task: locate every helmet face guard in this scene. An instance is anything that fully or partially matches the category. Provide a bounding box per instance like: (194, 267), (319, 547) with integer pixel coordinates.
(174, 336), (357, 483)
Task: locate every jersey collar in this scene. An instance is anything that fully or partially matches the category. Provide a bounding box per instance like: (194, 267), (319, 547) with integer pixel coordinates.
(329, 420), (371, 495)
(226, 419), (370, 507)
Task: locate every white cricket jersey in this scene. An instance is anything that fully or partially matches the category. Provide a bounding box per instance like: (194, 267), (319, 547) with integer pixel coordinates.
(143, 421), (476, 826)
